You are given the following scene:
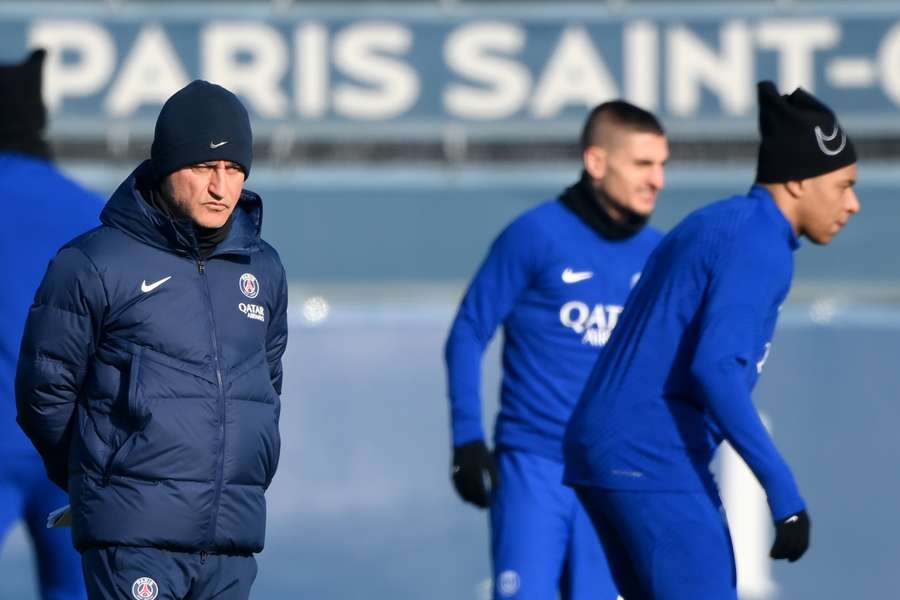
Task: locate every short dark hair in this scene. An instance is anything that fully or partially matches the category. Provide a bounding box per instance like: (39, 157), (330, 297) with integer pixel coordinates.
(580, 100), (665, 151)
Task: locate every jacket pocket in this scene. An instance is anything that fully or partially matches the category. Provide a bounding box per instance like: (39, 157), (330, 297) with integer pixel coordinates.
(228, 356), (281, 488)
(228, 353), (276, 404)
(102, 349), (150, 484)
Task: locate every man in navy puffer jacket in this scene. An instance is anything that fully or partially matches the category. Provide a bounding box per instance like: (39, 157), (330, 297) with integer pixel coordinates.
(16, 80), (288, 600)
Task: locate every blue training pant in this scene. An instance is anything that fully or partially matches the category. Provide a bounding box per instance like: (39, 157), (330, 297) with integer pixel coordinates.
(575, 486), (738, 600)
(0, 454), (86, 600)
(490, 451), (618, 600)
(81, 546), (257, 600)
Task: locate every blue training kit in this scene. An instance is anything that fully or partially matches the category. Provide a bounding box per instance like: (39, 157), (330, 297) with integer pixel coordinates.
(446, 199), (661, 462)
(0, 455), (87, 600)
(576, 487), (738, 600)
(446, 189), (660, 600)
(0, 153), (102, 600)
(565, 185), (805, 598)
(0, 154), (102, 458)
(564, 185), (805, 521)
(492, 452), (615, 600)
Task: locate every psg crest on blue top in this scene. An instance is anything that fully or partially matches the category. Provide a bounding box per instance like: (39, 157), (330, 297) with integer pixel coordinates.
(240, 273), (260, 299)
(131, 577), (159, 600)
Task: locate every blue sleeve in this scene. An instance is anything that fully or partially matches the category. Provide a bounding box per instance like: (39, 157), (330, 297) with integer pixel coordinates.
(15, 246), (107, 490)
(444, 218), (538, 447)
(690, 239), (804, 520)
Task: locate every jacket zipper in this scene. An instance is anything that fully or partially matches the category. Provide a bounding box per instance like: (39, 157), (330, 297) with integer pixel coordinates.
(198, 258), (227, 549)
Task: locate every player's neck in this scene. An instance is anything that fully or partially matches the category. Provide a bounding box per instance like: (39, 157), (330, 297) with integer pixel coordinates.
(761, 182), (801, 236)
(560, 172), (647, 240)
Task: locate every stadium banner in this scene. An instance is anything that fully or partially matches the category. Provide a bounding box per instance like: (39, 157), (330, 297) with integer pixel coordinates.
(1, 3), (900, 138)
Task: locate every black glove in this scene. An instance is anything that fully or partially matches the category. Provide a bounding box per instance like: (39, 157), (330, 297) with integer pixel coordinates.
(451, 440), (498, 509)
(770, 510), (810, 562)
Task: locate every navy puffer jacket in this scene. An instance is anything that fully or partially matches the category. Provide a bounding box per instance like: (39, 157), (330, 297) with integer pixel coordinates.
(16, 161), (288, 554)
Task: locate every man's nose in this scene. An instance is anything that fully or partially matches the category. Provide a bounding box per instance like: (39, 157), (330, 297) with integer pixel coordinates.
(649, 165), (665, 191)
(847, 188), (860, 215)
(208, 163), (227, 198)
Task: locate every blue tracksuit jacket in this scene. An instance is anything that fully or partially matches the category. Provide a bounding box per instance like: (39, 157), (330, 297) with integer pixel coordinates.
(15, 160), (288, 553)
(446, 199), (661, 462)
(564, 185), (805, 520)
(0, 153), (103, 457)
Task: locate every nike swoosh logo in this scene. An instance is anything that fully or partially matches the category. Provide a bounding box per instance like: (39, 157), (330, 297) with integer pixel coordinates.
(814, 125), (846, 156)
(785, 515), (800, 524)
(562, 268), (593, 284)
(141, 276), (172, 293)
(209, 140), (229, 149)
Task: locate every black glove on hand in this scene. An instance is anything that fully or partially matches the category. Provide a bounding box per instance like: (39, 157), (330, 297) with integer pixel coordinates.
(770, 509), (810, 562)
(451, 440), (498, 509)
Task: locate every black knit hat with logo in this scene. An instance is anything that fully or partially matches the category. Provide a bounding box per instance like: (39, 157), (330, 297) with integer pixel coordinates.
(756, 80), (856, 183)
(151, 80), (252, 180)
(0, 49), (50, 160)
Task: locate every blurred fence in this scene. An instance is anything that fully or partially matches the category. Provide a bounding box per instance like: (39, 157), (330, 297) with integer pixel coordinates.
(60, 161), (900, 283)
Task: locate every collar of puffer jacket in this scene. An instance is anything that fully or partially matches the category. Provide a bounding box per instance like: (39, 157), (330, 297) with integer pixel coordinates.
(100, 160), (263, 258)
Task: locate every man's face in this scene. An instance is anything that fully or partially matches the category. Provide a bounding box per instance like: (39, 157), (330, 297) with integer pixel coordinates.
(588, 131), (669, 218)
(797, 163), (859, 245)
(161, 160), (245, 228)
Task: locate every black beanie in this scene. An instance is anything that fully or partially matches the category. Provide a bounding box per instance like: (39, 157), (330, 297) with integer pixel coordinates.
(151, 80), (252, 180)
(756, 80), (856, 183)
(0, 49), (51, 160)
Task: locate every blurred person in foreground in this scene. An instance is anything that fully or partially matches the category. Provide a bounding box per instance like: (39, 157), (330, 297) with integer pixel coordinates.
(564, 82), (859, 599)
(445, 101), (668, 600)
(0, 48), (101, 600)
(16, 80), (288, 600)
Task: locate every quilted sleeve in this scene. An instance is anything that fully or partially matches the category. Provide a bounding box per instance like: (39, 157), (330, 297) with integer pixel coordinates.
(15, 246), (106, 490)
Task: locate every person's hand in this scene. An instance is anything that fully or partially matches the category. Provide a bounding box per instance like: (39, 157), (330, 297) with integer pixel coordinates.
(451, 440), (498, 508)
(770, 509), (810, 562)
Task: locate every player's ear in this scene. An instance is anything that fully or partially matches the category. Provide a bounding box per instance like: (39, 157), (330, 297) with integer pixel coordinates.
(784, 179), (805, 198)
(583, 146), (607, 180)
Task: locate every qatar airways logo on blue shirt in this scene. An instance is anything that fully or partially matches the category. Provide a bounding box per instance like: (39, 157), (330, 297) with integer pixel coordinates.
(559, 302), (624, 347)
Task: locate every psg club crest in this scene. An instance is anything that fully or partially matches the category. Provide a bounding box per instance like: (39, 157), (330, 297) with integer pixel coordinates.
(240, 273), (260, 299)
(131, 577), (159, 600)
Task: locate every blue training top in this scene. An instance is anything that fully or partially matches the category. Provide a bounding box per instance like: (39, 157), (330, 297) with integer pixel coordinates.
(445, 199), (661, 463)
(0, 153), (102, 456)
(564, 185), (805, 520)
